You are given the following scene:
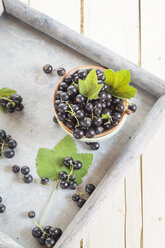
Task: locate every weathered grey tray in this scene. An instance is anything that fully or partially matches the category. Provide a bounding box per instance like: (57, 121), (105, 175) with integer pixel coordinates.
(0, 0), (165, 248)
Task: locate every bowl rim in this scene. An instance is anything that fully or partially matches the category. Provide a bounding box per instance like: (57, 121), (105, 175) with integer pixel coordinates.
(53, 65), (128, 138)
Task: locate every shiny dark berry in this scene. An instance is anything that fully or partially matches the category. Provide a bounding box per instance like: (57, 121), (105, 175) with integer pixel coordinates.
(106, 93), (112, 101)
(69, 181), (78, 190)
(98, 74), (106, 81)
(0, 129), (6, 139)
(72, 194), (79, 202)
(28, 211), (35, 218)
(59, 171), (68, 180)
(73, 75), (79, 83)
(41, 177), (49, 185)
(95, 126), (104, 134)
(76, 110), (84, 120)
(4, 148), (15, 158)
(64, 75), (72, 83)
(99, 91), (107, 101)
(45, 237), (55, 248)
(57, 113), (66, 121)
(113, 97), (120, 104)
(93, 107), (102, 116)
(0, 99), (7, 107)
(113, 112), (122, 120)
(8, 139), (17, 149)
(60, 180), (69, 189)
(101, 83), (108, 91)
(5, 135), (11, 142)
(55, 91), (63, 100)
(58, 103), (68, 113)
(63, 156), (74, 168)
(85, 103), (93, 112)
(73, 129), (84, 139)
(12, 165), (20, 173)
(10, 94), (23, 103)
(43, 64), (53, 73)
(74, 161), (82, 170)
(80, 117), (92, 128)
(128, 103), (137, 113)
(61, 92), (69, 101)
(66, 121), (74, 130)
(96, 69), (102, 75)
(67, 85), (78, 97)
(0, 204), (6, 213)
(85, 184), (95, 194)
(54, 100), (61, 108)
(85, 128), (96, 138)
(92, 117), (102, 127)
(112, 120), (119, 126)
(116, 103), (124, 113)
(32, 227), (43, 238)
(101, 101), (107, 110)
(103, 108), (112, 116)
(106, 101), (111, 108)
(77, 198), (86, 208)
(44, 226), (52, 235)
(71, 104), (80, 112)
(78, 70), (87, 79)
(90, 142), (100, 150)
(21, 166), (30, 175)
(15, 103), (24, 111)
(57, 67), (66, 76)
(54, 227), (62, 237)
(0, 197), (2, 203)
(76, 94), (85, 103)
(53, 116), (58, 123)
(69, 174), (76, 181)
(24, 174), (33, 184)
(104, 123), (112, 130)
(94, 102), (102, 109)
(59, 82), (68, 91)
(39, 234), (47, 245)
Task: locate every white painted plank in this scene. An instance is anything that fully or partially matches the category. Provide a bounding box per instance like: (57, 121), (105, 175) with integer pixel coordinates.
(29, 0), (81, 32)
(142, 122), (165, 248)
(141, 0), (165, 79)
(84, 0), (139, 64)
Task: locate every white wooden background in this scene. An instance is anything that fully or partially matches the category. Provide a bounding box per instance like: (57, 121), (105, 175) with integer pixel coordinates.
(16, 0), (165, 247)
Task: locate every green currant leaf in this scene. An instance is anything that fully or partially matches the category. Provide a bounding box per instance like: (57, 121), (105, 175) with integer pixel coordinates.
(79, 69), (102, 100)
(36, 135), (93, 185)
(105, 69), (137, 99)
(101, 114), (109, 119)
(0, 88), (17, 98)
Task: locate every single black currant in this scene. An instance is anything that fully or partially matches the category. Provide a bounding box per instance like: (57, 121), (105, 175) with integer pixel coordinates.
(41, 177), (49, 185)
(101, 83), (108, 91)
(0, 129), (6, 139)
(71, 104), (80, 112)
(10, 94), (23, 103)
(128, 103), (137, 113)
(8, 139), (17, 149)
(73, 160), (82, 170)
(66, 121), (74, 130)
(112, 97), (120, 104)
(101, 101), (107, 110)
(90, 142), (100, 150)
(57, 113), (66, 121)
(115, 103), (124, 113)
(5, 135), (11, 142)
(103, 108), (112, 116)
(24, 174), (33, 184)
(96, 69), (102, 75)
(55, 91), (63, 100)
(57, 67), (66, 76)
(32, 227), (43, 238)
(92, 117), (102, 127)
(45, 237), (55, 248)
(97, 73), (106, 81)
(60, 92), (69, 101)
(76, 110), (84, 120)
(72, 194), (80, 202)
(59, 82), (68, 91)
(73, 75), (79, 83)
(75, 94), (85, 103)
(54, 227), (62, 237)
(69, 174), (76, 181)
(44, 226), (52, 235)
(99, 91), (107, 101)
(112, 120), (119, 126)
(85, 128), (95, 138)
(73, 129), (84, 139)
(77, 198), (86, 208)
(39, 234), (47, 245)
(28, 211), (35, 218)
(94, 101), (102, 109)
(78, 70), (87, 79)
(15, 103), (24, 111)
(12, 165), (20, 173)
(64, 75), (72, 84)
(93, 107), (102, 116)
(21, 166), (30, 175)
(104, 123), (112, 130)
(106, 101), (111, 108)
(85, 103), (93, 112)
(95, 126), (104, 134)
(54, 99), (61, 108)
(113, 112), (122, 120)
(85, 184), (95, 194)
(106, 93), (112, 101)
(69, 181), (78, 190)
(60, 180), (69, 189)
(53, 116), (58, 123)
(59, 171), (68, 180)
(0, 204), (6, 213)
(63, 156), (74, 168)
(4, 148), (15, 159)
(67, 85), (78, 97)
(80, 117), (92, 128)
(43, 64), (53, 73)
(58, 103), (68, 113)
(0, 197), (2, 203)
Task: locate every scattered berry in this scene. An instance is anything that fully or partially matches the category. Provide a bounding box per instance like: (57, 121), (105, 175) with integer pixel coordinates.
(28, 211), (35, 218)
(59, 171), (68, 181)
(43, 64), (53, 73)
(32, 227), (43, 238)
(21, 166), (30, 175)
(0, 204), (6, 213)
(24, 174), (33, 184)
(77, 198), (86, 208)
(73, 161), (82, 170)
(45, 237), (55, 248)
(12, 165), (20, 173)
(90, 142), (100, 150)
(72, 194), (79, 202)
(41, 177), (49, 185)
(85, 184), (95, 194)
(57, 67), (66, 76)
(128, 103), (137, 113)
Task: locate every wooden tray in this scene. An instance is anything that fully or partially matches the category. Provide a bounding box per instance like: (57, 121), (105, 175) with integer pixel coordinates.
(1, 1), (165, 247)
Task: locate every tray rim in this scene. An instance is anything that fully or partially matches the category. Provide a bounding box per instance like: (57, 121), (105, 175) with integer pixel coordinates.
(1, 1), (165, 248)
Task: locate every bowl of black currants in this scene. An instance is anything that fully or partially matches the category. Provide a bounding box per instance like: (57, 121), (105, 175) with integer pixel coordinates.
(53, 65), (137, 142)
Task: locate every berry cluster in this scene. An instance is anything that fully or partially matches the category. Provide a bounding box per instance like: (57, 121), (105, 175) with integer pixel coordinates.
(0, 130), (17, 158)
(58, 156), (82, 190)
(54, 68), (137, 139)
(32, 225), (62, 247)
(72, 183), (95, 208)
(43, 64), (66, 77)
(12, 165), (33, 184)
(0, 196), (6, 214)
(0, 94), (24, 113)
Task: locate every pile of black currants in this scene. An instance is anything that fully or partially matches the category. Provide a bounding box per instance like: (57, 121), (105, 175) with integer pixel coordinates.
(54, 68), (137, 140)
(0, 94), (24, 113)
(59, 156), (82, 190)
(32, 225), (62, 247)
(72, 183), (95, 208)
(12, 165), (33, 184)
(0, 196), (6, 214)
(0, 130), (17, 158)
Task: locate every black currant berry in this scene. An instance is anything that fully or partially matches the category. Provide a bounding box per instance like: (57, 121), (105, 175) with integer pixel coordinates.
(85, 184), (95, 194)
(73, 75), (79, 83)
(128, 103), (137, 113)
(28, 211), (35, 218)
(59, 82), (68, 91)
(106, 93), (112, 101)
(76, 94), (85, 103)
(90, 142), (100, 150)
(57, 113), (66, 121)
(0, 204), (6, 213)
(113, 112), (122, 120)
(85, 128), (95, 138)
(66, 121), (74, 130)
(72, 194), (80, 202)
(80, 117), (92, 128)
(76, 110), (84, 120)
(103, 108), (112, 116)
(64, 75), (72, 84)
(12, 165), (20, 173)
(69, 174), (76, 181)
(5, 135), (11, 142)
(104, 123), (112, 130)
(39, 234), (47, 245)
(97, 73), (106, 81)
(44, 226), (52, 235)
(73, 129), (84, 139)
(43, 64), (53, 73)
(10, 94), (23, 103)
(60, 180), (69, 189)
(45, 237), (55, 248)
(96, 69), (102, 75)
(53, 116), (58, 123)
(99, 91), (107, 101)
(74, 161), (82, 170)
(63, 157), (74, 168)
(54, 227), (62, 237)
(92, 117), (102, 127)
(8, 139), (17, 149)
(85, 103), (93, 112)
(112, 120), (119, 126)
(106, 101), (111, 108)
(94, 102), (102, 109)
(54, 100), (61, 108)
(58, 103), (68, 113)
(59, 171), (68, 180)
(0, 129), (6, 139)
(95, 126), (104, 134)
(78, 70), (87, 79)
(15, 103), (24, 111)
(41, 177), (49, 185)
(69, 181), (78, 190)
(93, 107), (102, 116)
(67, 85), (78, 97)
(57, 67), (66, 76)
(24, 174), (33, 184)
(101, 83), (108, 92)
(0, 197), (2, 203)
(115, 103), (124, 113)
(101, 101), (107, 110)
(55, 91), (63, 100)
(60, 92), (69, 101)
(21, 166), (30, 175)
(4, 148), (15, 158)
(112, 97), (120, 104)
(32, 227), (43, 238)
(77, 198), (86, 208)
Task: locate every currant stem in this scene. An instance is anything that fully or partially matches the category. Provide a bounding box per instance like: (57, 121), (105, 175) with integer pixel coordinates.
(33, 220), (49, 236)
(1, 141), (5, 157)
(67, 163), (74, 181)
(40, 180), (59, 227)
(0, 97), (15, 107)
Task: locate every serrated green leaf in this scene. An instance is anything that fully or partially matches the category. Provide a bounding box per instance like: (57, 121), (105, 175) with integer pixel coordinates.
(36, 135), (93, 185)
(105, 69), (137, 99)
(79, 69), (102, 100)
(0, 106), (6, 112)
(0, 88), (16, 98)
(101, 114), (109, 119)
